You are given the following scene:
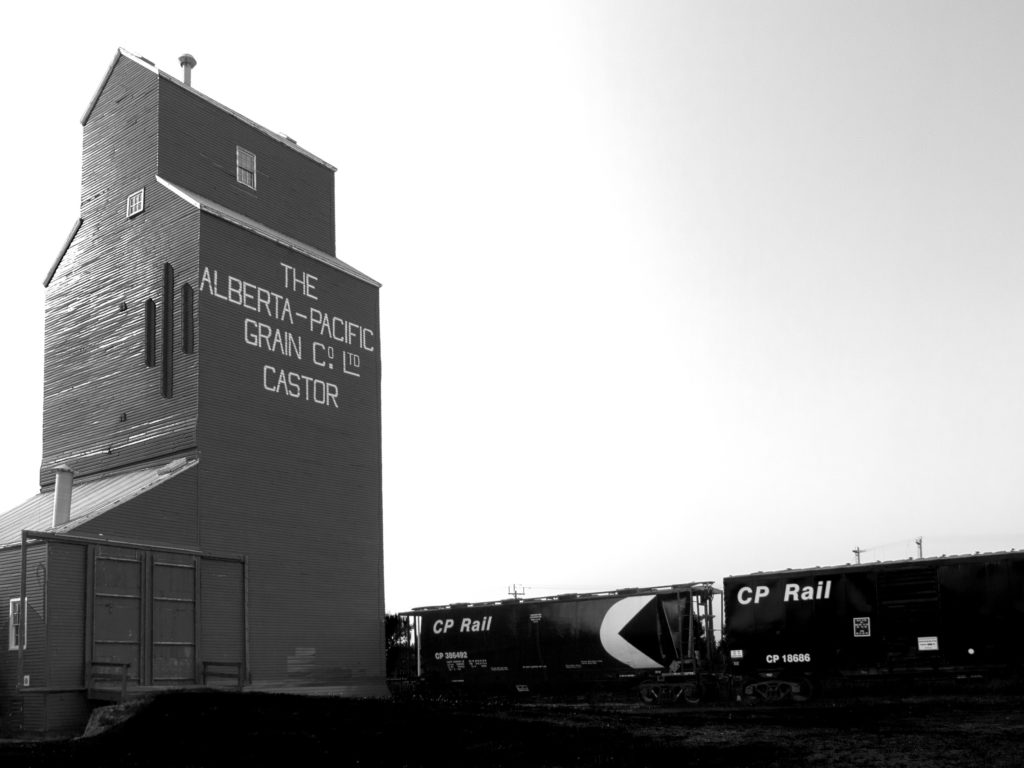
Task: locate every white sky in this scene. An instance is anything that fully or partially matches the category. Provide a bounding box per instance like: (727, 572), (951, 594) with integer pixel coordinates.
(2, 2), (1023, 612)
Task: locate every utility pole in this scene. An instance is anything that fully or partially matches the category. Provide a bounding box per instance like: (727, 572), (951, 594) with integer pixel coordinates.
(853, 547), (863, 565)
(915, 537), (923, 559)
(508, 584), (525, 600)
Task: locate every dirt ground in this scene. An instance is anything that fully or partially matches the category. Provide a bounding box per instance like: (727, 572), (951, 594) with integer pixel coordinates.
(0, 690), (1021, 767)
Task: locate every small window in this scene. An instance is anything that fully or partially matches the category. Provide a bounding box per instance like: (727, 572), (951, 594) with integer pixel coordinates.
(9, 598), (25, 651)
(126, 188), (145, 217)
(236, 147), (257, 190)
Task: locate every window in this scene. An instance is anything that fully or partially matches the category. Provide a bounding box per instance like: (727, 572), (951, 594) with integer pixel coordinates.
(236, 147), (257, 189)
(8, 598), (25, 651)
(126, 188), (145, 217)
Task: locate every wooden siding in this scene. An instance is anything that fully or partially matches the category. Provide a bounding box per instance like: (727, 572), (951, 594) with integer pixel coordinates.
(0, 538), (246, 734)
(158, 79), (335, 256)
(42, 692), (90, 736)
(44, 543), (86, 689)
(91, 545), (143, 683)
(196, 213), (384, 688)
(150, 552), (197, 683)
(43, 54), (201, 485)
(26, 50), (385, 729)
(42, 543), (89, 735)
(74, 464), (200, 548)
(42, 184), (201, 484)
(79, 56), (158, 220)
(0, 544), (47, 734)
(199, 558), (245, 680)
(0, 547), (23, 732)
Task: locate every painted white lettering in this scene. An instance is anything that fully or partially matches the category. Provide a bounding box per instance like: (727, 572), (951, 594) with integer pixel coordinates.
(202, 268), (295, 323)
(200, 266), (216, 297)
(281, 262), (319, 300)
(312, 342), (334, 368)
(342, 351), (361, 378)
(244, 319), (302, 360)
(256, 286), (271, 316)
(779, 581), (834, 602)
(261, 366), (339, 408)
(434, 619), (454, 634)
(306, 308), (374, 351)
(208, 264), (380, 406)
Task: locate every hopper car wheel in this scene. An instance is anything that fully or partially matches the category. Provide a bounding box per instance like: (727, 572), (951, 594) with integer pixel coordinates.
(744, 679), (791, 702)
(681, 683), (702, 704)
(639, 684), (660, 704)
(790, 676), (815, 702)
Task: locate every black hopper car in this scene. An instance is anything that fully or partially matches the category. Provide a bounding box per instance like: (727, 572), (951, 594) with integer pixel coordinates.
(724, 549), (1024, 700)
(397, 550), (1024, 702)
(398, 582), (721, 704)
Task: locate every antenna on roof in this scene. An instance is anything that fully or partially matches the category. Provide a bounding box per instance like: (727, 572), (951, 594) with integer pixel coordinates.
(508, 584), (525, 600)
(179, 53), (197, 87)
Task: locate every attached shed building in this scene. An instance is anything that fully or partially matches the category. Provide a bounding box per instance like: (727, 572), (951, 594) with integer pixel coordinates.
(0, 49), (386, 735)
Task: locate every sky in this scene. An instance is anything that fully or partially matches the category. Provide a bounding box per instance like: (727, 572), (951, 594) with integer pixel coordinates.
(2, 2), (1024, 612)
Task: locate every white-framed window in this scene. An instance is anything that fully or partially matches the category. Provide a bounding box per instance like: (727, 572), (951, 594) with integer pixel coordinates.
(8, 598), (25, 651)
(126, 188), (145, 218)
(236, 146), (257, 190)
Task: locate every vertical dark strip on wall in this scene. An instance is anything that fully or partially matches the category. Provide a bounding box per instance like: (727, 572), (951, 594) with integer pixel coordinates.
(145, 299), (157, 367)
(182, 283), (195, 354)
(162, 263), (175, 397)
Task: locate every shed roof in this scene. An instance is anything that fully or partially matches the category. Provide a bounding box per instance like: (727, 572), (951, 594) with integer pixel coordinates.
(0, 456), (197, 548)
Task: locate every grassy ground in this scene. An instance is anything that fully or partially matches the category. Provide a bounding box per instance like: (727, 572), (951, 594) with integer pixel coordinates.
(1, 691), (1022, 766)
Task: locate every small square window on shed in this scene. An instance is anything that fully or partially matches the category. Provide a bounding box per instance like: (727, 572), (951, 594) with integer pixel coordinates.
(8, 598), (25, 651)
(126, 188), (145, 218)
(236, 147), (257, 190)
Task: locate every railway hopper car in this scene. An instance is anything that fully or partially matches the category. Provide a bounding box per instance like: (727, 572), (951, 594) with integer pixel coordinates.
(724, 550), (1024, 699)
(402, 583), (721, 701)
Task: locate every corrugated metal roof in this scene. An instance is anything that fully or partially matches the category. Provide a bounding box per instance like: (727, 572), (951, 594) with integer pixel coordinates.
(0, 456), (198, 547)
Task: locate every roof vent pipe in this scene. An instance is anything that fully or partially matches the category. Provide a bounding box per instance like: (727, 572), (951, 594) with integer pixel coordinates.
(52, 465), (74, 528)
(179, 53), (197, 87)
